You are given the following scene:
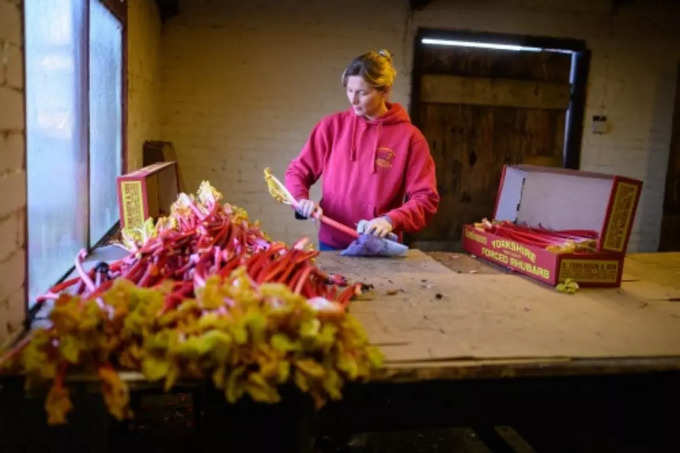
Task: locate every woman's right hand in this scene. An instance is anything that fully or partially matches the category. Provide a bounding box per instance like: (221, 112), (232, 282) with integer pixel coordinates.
(295, 199), (318, 219)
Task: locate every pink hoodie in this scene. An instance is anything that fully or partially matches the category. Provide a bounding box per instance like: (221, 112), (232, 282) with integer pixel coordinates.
(285, 102), (439, 249)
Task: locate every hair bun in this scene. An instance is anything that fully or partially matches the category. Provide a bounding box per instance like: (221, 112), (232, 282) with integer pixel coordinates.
(342, 49), (397, 89)
(377, 49), (393, 62)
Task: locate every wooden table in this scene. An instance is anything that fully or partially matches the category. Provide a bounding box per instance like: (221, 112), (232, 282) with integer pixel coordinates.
(3, 250), (680, 452)
(316, 250), (680, 378)
(40, 246), (680, 377)
(311, 250), (680, 451)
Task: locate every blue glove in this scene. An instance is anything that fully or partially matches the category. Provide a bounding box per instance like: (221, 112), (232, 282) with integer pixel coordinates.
(341, 232), (408, 257)
(357, 216), (393, 238)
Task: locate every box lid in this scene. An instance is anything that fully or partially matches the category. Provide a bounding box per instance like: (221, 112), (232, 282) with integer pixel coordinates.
(119, 161), (176, 179)
(493, 165), (642, 254)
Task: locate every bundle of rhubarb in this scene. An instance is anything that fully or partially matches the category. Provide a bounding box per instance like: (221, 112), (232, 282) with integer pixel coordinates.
(37, 181), (362, 310)
(0, 182), (381, 424)
(474, 219), (599, 254)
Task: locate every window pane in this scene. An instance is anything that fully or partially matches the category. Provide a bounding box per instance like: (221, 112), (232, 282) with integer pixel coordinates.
(26, 0), (88, 305)
(89, 0), (123, 245)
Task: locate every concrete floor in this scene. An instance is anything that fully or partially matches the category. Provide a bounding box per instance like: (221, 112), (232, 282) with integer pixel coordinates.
(102, 391), (676, 453)
(314, 428), (497, 453)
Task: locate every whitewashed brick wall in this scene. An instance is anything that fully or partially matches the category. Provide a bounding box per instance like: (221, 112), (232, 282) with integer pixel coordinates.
(160, 0), (679, 251)
(0, 0), (26, 343)
(127, 0), (163, 171)
(160, 0), (410, 245)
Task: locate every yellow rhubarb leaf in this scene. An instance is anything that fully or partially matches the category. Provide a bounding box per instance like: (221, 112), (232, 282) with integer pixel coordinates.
(245, 372), (280, 403)
(225, 366), (246, 403)
(98, 365), (132, 421)
(294, 369), (310, 392)
(45, 382), (73, 425)
(141, 355), (170, 381)
(299, 318), (321, 340)
(337, 351), (359, 379)
(58, 335), (81, 364)
(322, 368), (343, 401)
(270, 333), (300, 353)
(295, 359), (325, 378)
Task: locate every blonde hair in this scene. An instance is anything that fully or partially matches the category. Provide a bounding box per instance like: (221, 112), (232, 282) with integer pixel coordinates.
(341, 49), (397, 90)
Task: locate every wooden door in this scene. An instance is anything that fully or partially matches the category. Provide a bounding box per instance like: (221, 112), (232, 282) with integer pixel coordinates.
(659, 62), (680, 251)
(411, 46), (572, 250)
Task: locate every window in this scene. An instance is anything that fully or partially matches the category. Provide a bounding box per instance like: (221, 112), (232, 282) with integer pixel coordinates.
(89, 0), (124, 242)
(25, 0), (125, 306)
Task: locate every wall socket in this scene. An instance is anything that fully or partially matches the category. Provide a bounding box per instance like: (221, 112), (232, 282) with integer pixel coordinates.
(592, 115), (608, 134)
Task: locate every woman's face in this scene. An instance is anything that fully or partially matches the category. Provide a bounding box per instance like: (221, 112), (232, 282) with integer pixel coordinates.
(346, 75), (388, 120)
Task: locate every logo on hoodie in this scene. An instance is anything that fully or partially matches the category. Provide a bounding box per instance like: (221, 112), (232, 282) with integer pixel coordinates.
(375, 147), (395, 169)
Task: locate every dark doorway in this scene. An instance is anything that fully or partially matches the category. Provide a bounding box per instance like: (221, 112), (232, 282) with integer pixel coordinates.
(659, 62), (680, 251)
(409, 29), (589, 251)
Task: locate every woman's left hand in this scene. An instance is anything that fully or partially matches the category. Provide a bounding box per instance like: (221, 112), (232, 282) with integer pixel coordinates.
(358, 216), (393, 238)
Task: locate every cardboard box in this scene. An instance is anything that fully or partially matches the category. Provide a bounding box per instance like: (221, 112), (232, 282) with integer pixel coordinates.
(117, 161), (179, 229)
(462, 165), (642, 287)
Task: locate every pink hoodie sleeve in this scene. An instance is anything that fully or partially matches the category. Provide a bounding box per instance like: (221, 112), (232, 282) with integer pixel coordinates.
(285, 120), (330, 200)
(386, 137), (440, 233)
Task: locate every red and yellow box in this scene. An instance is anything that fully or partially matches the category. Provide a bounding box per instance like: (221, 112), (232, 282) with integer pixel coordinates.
(117, 161), (179, 229)
(462, 165), (642, 287)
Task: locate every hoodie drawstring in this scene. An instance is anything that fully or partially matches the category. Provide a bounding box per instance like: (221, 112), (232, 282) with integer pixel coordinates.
(371, 122), (382, 174)
(350, 114), (357, 161)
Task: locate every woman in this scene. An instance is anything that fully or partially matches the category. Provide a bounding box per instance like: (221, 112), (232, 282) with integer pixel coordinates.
(285, 49), (439, 251)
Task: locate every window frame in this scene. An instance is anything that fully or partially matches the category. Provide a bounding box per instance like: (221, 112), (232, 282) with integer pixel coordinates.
(24, 0), (128, 320)
(100, 0), (128, 177)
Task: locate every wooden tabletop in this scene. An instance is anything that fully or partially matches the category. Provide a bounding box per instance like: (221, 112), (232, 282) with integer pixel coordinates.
(30, 249), (680, 386)
(315, 250), (680, 382)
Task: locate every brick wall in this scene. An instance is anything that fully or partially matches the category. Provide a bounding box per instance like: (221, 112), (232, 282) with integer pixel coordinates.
(160, 0), (410, 245)
(127, 0), (163, 171)
(0, 0), (25, 343)
(160, 0), (677, 251)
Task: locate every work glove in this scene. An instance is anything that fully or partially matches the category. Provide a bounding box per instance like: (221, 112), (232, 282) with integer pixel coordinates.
(357, 216), (393, 238)
(295, 199), (320, 219)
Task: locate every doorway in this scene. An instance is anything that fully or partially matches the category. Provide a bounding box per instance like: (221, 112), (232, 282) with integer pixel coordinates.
(409, 29), (589, 251)
(659, 61), (680, 251)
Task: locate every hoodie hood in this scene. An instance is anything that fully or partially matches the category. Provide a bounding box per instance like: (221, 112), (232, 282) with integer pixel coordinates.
(349, 102), (411, 173)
